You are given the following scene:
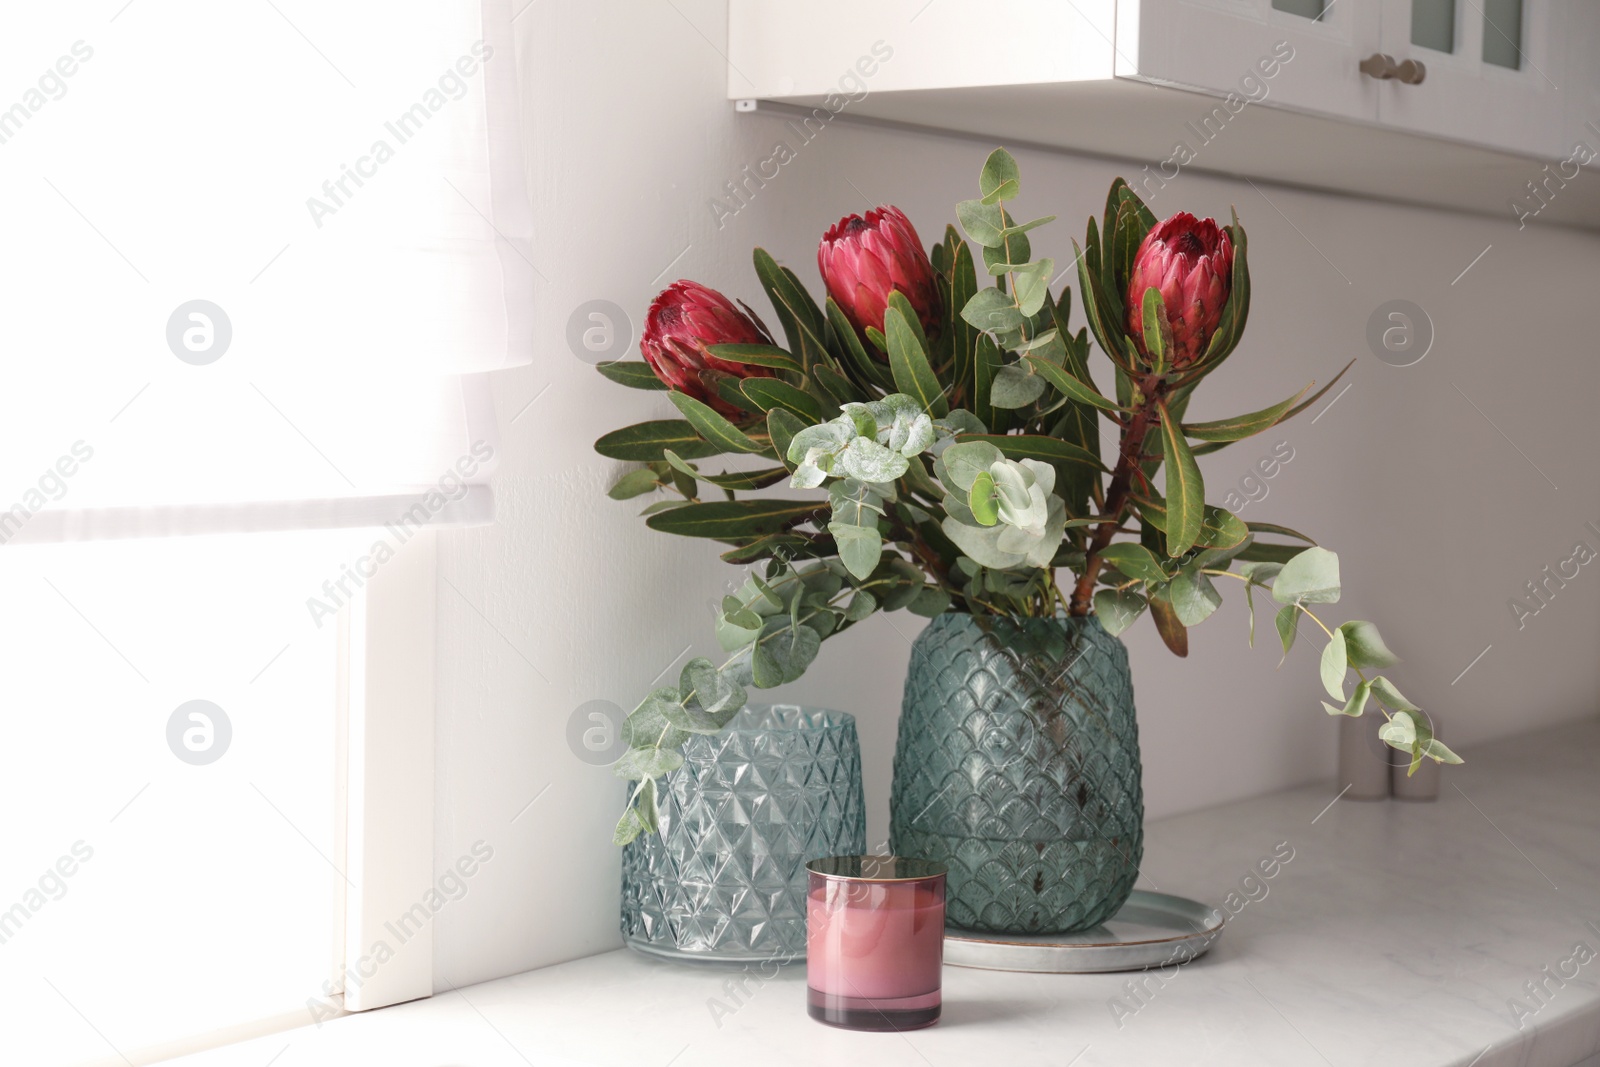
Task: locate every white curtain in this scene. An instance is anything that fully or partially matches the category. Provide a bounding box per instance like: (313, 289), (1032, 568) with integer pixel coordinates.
(0, 0), (535, 539)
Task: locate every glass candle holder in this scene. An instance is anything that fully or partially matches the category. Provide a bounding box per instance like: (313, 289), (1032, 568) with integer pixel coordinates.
(806, 855), (947, 1031)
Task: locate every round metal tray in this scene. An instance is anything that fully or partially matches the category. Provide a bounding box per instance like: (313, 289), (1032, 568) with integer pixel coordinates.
(943, 890), (1225, 973)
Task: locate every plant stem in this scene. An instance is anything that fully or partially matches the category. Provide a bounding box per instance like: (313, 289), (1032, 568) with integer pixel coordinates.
(1069, 375), (1164, 615)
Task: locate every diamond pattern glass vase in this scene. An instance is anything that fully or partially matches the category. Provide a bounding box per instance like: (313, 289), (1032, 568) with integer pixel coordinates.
(621, 704), (866, 961)
(890, 613), (1143, 934)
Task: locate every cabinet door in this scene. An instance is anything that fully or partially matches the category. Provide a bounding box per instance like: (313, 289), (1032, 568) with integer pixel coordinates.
(1119, 0), (1381, 123)
(1375, 0), (1566, 156)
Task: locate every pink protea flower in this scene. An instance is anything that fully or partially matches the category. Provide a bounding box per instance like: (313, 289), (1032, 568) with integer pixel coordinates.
(1126, 213), (1234, 369)
(640, 280), (774, 417)
(818, 205), (942, 350)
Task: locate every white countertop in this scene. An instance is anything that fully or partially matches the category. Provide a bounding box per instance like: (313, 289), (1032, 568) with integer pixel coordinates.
(169, 719), (1600, 1067)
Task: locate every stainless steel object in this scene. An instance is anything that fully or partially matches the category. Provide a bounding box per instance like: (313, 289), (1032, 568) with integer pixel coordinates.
(943, 890), (1225, 973)
(1360, 52), (1427, 84)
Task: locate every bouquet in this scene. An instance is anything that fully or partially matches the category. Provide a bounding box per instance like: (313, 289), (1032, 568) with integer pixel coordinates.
(595, 150), (1459, 844)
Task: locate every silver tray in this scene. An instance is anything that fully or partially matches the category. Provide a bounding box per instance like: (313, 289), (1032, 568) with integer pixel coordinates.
(943, 890), (1225, 973)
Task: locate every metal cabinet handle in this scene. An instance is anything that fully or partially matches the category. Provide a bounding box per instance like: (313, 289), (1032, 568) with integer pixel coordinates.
(1392, 57), (1426, 84)
(1360, 52), (1427, 85)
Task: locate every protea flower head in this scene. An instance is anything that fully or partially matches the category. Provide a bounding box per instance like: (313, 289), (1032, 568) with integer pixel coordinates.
(640, 280), (774, 417)
(1126, 213), (1234, 369)
(818, 205), (942, 349)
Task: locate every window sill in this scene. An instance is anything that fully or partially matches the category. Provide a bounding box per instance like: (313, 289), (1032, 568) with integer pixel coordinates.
(3, 486), (492, 545)
(159, 719), (1600, 1067)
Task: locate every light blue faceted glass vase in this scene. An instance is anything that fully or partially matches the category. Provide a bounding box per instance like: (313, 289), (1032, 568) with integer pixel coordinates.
(889, 612), (1143, 934)
(621, 704), (865, 961)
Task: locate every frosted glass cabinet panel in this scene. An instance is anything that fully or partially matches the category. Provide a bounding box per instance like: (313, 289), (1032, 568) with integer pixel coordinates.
(1121, 0), (1382, 124)
(1127, 0), (1568, 157)
(1411, 0), (1457, 53)
(1377, 0), (1564, 156)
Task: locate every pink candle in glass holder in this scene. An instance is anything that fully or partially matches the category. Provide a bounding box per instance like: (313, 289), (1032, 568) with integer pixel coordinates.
(806, 855), (946, 1031)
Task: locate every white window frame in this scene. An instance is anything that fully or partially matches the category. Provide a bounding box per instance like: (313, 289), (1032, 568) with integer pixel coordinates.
(338, 527), (439, 1013)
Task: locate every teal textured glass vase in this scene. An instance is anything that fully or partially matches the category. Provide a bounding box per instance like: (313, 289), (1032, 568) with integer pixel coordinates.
(889, 612), (1143, 934)
(621, 704), (865, 961)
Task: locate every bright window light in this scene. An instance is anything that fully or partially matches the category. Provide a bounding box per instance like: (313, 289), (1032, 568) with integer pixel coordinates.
(0, 528), (373, 1066)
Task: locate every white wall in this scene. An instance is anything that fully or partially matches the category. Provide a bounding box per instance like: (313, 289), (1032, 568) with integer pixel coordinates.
(430, 0), (1600, 988)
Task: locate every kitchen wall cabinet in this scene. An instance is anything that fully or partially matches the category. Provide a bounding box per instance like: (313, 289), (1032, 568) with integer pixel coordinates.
(728, 0), (1600, 229)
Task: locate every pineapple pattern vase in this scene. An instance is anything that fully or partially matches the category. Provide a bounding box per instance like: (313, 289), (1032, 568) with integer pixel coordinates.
(889, 612), (1143, 934)
(621, 704), (865, 960)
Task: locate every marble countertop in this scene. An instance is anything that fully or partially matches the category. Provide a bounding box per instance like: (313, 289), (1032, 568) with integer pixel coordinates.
(170, 718), (1600, 1067)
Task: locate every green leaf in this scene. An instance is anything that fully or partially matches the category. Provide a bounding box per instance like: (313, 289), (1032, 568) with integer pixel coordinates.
(1275, 604), (1299, 658)
(668, 391), (765, 454)
(956, 198), (1006, 246)
(595, 360), (667, 391)
(828, 520), (883, 581)
(595, 420), (722, 461)
(908, 586), (951, 617)
(1182, 387), (1310, 442)
(752, 249), (829, 375)
(962, 287), (1026, 334)
(828, 477), (885, 526)
(646, 499), (821, 540)
(1369, 676), (1420, 712)
(989, 363), (1047, 409)
(613, 746), (684, 780)
(766, 408), (807, 471)
(949, 239), (979, 406)
(1148, 593), (1189, 657)
(1023, 355), (1122, 412)
(1074, 233), (1134, 373)
(1099, 543), (1168, 585)
(1139, 497), (1253, 553)
(1246, 522), (1317, 544)
(1339, 621), (1401, 670)
(739, 378), (823, 423)
(826, 297), (893, 392)
(1235, 541), (1307, 565)
(884, 305), (948, 417)
(939, 440), (1003, 492)
(1239, 561), (1283, 584)
(1157, 398), (1205, 557)
(1169, 570), (1222, 626)
(607, 468), (660, 500)
(1001, 215), (1056, 239)
(983, 232), (1030, 275)
(703, 343), (803, 373)
(1320, 628), (1348, 701)
(637, 778), (659, 833)
(1199, 212), (1250, 366)
(1377, 711), (1416, 749)
(1094, 587), (1148, 637)
(678, 658), (747, 728)
(957, 434), (1106, 474)
(979, 147), (1021, 204)
(845, 589), (878, 622)
(1421, 738), (1464, 764)
(1140, 287), (1172, 370)
(968, 470), (999, 525)
(1337, 679), (1371, 717)
(751, 620), (822, 687)
(813, 363), (865, 406)
(1103, 186), (1154, 330)
(613, 806), (649, 846)
(1013, 260), (1054, 318)
(702, 466), (790, 492)
(1271, 547), (1342, 605)
(620, 688), (691, 749)
(973, 334), (1003, 431)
